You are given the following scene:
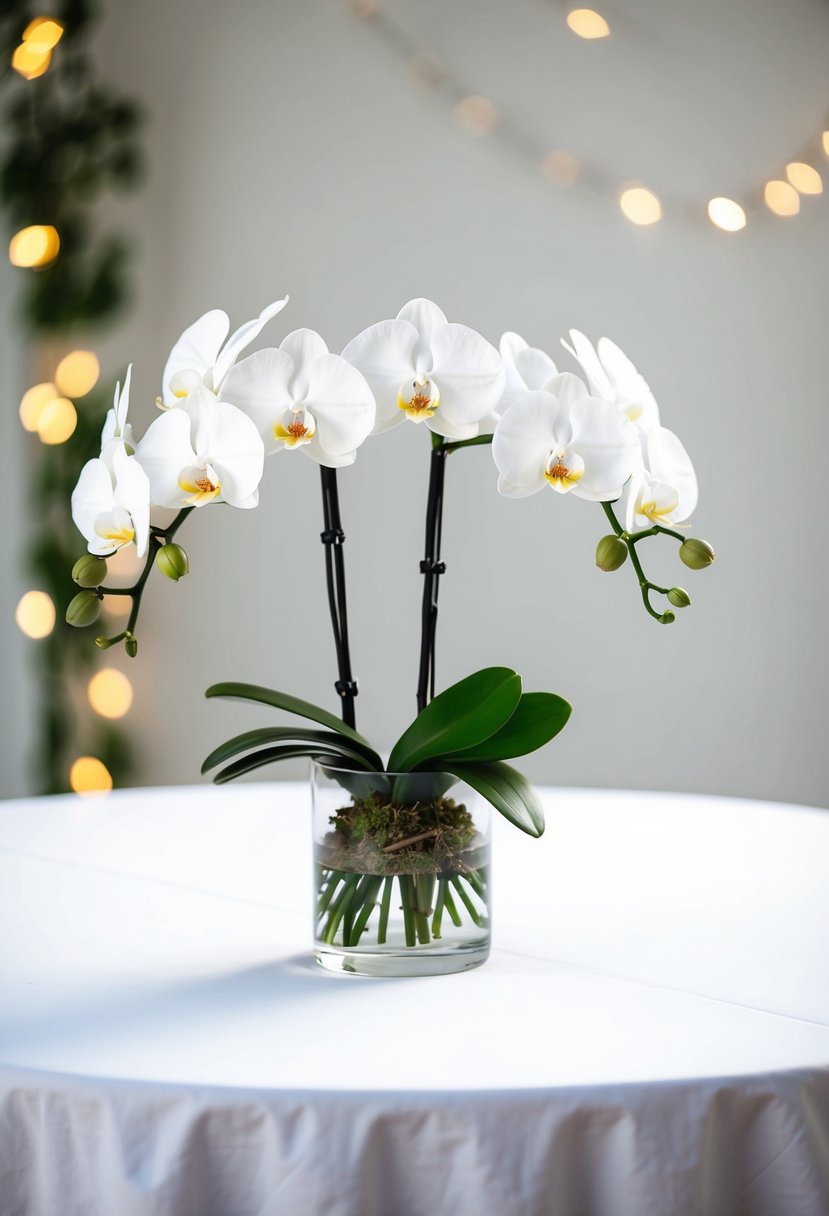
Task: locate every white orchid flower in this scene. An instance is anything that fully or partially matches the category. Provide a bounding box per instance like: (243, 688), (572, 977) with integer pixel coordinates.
(160, 297), (289, 407)
(71, 443), (151, 557)
(492, 373), (638, 501)
(221, 328), (375, 468)
(624, 426), (698, 530)
(101, 364), (135, 454)
(341, 298), (505, 440)
(562, 330), (660, 434)
(136, 384), (265, 509)
(500, 332), (559, 409)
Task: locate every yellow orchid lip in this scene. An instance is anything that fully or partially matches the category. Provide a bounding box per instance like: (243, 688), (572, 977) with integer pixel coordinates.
(274, 418), (315, 448)
(543, 448), (584, 493)
(179, 473), (221, 505)
(98, 525), (135, 544)
(398, 378), (439, 422)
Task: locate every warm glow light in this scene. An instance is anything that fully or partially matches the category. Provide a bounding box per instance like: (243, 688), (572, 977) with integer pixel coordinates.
(785, 162), (822, 195)
(566, 8), (610, 38)
(88, 668), (133, 719)
(823, 133), (829, 158)
(9, 224), (60, 268)
(541, 150), (579, 187)
(22, 17), (64, 51)
(453, 95), (498, 137)
(707, 197), (746, 232)
(55, 350), (100, 398)
(37, 397), (77, 445)
(69, 756), (113, 796)
(11, 42), (52, 79)
(15, 590), (56, 639)
(619, 186), (662, 226)
(19, 381), (58, 432)
(764, 180), (800, 217)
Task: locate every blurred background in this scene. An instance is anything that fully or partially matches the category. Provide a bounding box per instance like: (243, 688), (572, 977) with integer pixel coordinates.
(1, 0), (828, 807)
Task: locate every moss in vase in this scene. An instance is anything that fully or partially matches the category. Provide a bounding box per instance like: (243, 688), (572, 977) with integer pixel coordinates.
(321, 793), (479, 876)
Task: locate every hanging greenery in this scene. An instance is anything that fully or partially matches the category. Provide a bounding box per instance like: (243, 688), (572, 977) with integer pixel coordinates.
(1, 0), (146, 793)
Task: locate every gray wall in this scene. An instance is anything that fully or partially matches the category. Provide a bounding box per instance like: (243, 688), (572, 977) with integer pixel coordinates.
(3, 0), (828, 806)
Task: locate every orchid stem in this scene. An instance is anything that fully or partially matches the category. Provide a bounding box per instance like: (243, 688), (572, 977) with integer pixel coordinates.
(319, 466), (357, 729)
(600, 500), (674, 622)
(416, 438), (448, 713)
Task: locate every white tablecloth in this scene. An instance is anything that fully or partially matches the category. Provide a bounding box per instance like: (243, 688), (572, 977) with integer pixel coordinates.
(0, 783), (827, 1216)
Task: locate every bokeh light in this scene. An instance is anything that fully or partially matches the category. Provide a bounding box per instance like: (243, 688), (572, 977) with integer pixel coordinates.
(566, 9), (610, 38)
(785, 162), (822, 195)
(37, 397), (77, 444)
(453, 95), (498, 137)
(11, 42), (52, 79)
(19, 381), (58, 432)
(55, 350), (100, 398)
(707, 197), (746, 232)
(619, 186), (662, 225)
(541, 150), (579, 187)
(823, 133), (829, 158)
(88, 668), (134, 719)
(22, 17), (64, 51)
(15, 590), (56, 639)
(9, 224), (60, 268)
(69, 756), (113, 796)
(764, 180), (800, 216)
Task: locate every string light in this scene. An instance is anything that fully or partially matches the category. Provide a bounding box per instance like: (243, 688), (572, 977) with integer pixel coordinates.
(15, 590), (56, 639)
(37, 397), (77, 445)
(19, 382), (58, 432)
(707, 197), (747, 232)
(764, 180), (800, 217)
(453, 95), (498, 137)
(9, 224), (60, 268)
(22, 17), (64, 51)
(69, 756), (113, 796)
(55, 350), (100, 397)
(541, 150), (579, 187)
(785, 162), (822, 195)
(566, 9), (610, 38)
(11, 42), (52, 79)
(619, 186), (662, 225)
(87, 669), (133, 719)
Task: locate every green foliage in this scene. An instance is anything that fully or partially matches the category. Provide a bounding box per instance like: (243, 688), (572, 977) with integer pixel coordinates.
(437, 691), (571, 763)
(1, 1), (146, 792)
(429, 760), (545, 837)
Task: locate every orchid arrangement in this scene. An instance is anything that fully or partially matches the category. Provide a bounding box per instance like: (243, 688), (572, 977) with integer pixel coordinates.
(67, 295), (715, 963)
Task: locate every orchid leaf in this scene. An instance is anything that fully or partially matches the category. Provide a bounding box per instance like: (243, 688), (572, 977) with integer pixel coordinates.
(439, 693), (571, 763)
(205, 682), (381, 766)
(387, 667), (522, 773)
(391, 772), (458, 804)
(202, 727), (380, 775)
(212, 743), (364, 785)
(437, 760), (545, 837)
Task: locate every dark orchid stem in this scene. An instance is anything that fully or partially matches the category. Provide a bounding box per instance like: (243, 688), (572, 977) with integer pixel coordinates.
(416, 440), (448, 713)
(320, 465), (358, 729)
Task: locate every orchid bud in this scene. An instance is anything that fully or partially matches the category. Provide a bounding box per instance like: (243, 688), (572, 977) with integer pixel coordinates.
(596, 535), (628, 572)
(667, 587), (691, 608)
(660, 610), (676, 625)
(155, 542), (189, 582)
(95, 632), (126, 650)
(66, 590), (102, 628)
(72, 554), (107, 588)
(679, 538), (715, 570)
(125, 634), (138, 658)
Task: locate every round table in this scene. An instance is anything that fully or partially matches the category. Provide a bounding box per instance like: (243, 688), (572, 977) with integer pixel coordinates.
(1, 784), (828, 1216)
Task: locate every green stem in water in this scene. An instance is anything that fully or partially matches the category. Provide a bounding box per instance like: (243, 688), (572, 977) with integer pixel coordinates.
(442, 883), (462, 928)
(451, 875), (484, 927)
(432, 879), (447, 939)
(399, 875), (416, 947)
(377, 876), (394, 945)
(323, 872), (360, 944)
(347, 874), (384, 945)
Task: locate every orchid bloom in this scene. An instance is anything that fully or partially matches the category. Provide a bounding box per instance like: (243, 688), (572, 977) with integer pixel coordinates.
(136, 385), (265, 509)
(101, 364), (135, 460)
(159, 298), (289, 408)
(220, 328), (375, 467)
(624, 427), (698, 530)
(500, 332), (560, 409)
(492, 373), (638, 501)
(341, 298), (505, 440)
(71, 442), (151, 557)
(562, 330), (660, 434)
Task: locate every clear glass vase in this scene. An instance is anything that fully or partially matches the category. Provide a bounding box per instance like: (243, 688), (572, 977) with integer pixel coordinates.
(311, 761), (491, 976)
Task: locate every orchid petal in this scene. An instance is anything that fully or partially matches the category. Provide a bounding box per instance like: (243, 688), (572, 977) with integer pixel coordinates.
(397, 298), (448, 374)
(112, 444), (151, 556)
(302, 353), (375, 458)
(212, 296), (289, 389)
(221, 347), (295, 454)
(499, 332), (529, 392)
(514, 345), (559, 391)
(279, 328), (329, 399)
(562, 329), (613, 399)
(162, 309), (229, 406)
(429, 323), (505, 429)
(567, 398), (639, 501)
(544, 371), (589, 410)
(206, 402), (265, 507)
(136, 409), (196, 509)
(646, 426), (698, 520)
(492, 392), (562, 498)
(71, 458), (115, 551)
(342, 318), (418, 433)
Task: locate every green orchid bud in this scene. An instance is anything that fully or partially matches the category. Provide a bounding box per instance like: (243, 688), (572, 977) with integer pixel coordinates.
(95, 631), (126, 650)
(595, 534), (628, 572)
(667, 587), (691, 608)
(66, 590), (102, 628)
(679, 538), (715, 570)
(72, 554), (107, 588)
(155, 542), (189, 582)
(660, 610), (676, 625)
(125, 634), (138, 658)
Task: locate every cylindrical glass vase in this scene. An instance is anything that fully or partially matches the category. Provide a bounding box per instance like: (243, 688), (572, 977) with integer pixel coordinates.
(311, 762), (491, 976)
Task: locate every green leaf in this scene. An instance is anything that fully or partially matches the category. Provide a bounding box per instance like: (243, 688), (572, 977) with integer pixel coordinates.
(438, 760), (545, 837)
(212, 744), (362, 785)
(387, 667), (522, 773)
(320, 767), (394, 802)
(202, 727), (380, 775)
(439, 693), (571, 763)
(205, 683), (382, 767)
(391, 772), (458, 804)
